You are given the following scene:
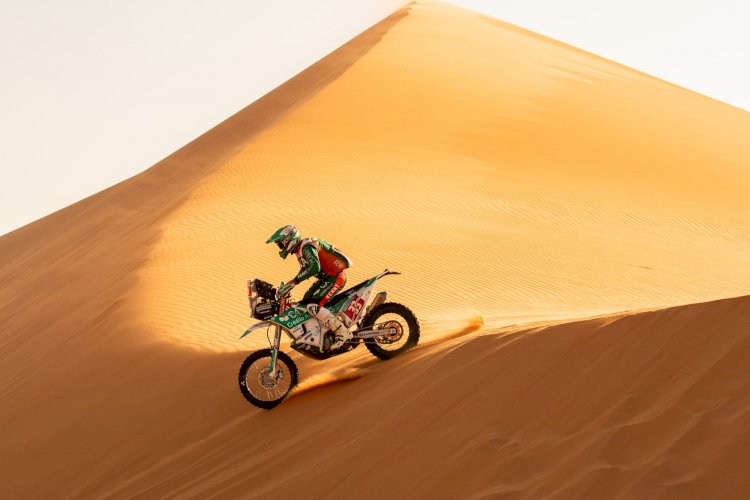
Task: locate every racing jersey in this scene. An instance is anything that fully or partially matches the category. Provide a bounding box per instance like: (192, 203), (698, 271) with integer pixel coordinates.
(294, 238), (352, 283)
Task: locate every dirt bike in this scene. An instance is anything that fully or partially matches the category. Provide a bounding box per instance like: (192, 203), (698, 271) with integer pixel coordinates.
(238, 269), (420, 409)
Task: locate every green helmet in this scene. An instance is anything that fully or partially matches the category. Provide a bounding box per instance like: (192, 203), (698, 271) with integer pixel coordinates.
(266, 225), (301, 259)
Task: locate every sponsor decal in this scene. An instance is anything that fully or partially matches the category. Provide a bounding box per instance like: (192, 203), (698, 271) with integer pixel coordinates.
(279, 307), (309, 328)
(324, 283), (341, 302)
(345, 295), (366, 320)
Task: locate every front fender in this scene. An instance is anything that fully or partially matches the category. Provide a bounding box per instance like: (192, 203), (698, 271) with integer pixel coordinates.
(241, 306), (311, 340)
(240, 321), (277, 339)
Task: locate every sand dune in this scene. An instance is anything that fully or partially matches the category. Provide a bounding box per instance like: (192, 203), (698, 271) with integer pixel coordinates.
(55, 294), (750, 499)
(2, 0), (750, 497)
(138, 0), (750, 352)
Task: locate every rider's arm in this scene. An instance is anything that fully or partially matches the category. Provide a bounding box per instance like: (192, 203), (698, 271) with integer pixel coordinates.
(292, 244), (321, 284)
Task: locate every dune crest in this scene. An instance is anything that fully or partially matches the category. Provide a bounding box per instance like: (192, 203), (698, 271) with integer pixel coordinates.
(1, 1), (750, 497)
(138, 1), (750, 352)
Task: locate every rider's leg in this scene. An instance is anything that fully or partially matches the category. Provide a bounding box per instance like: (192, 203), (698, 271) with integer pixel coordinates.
(303, 273), (351, 350)
(300, 276), (327, 308)
(321, 272), (352, 349)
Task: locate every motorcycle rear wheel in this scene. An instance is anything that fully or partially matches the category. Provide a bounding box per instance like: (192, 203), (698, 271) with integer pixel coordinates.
(238, 348), (298, 409)
(362, 302), (420, 360)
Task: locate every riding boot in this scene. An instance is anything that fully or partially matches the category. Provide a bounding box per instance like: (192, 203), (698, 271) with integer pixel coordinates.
(316, 307), (352, 350)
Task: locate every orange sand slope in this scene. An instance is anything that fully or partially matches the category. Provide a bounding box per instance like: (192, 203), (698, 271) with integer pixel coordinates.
(2, 0), (750, 498)
(138, 0), (750, 352)
(51, 295), (750, 498)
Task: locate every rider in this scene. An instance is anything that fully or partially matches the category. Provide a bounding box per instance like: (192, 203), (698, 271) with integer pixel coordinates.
(266, 225), (353, 350)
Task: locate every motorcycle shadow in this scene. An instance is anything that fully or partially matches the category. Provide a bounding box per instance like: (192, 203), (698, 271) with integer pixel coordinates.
(287, 365), (370, 400)
(286, 316), (486, 402)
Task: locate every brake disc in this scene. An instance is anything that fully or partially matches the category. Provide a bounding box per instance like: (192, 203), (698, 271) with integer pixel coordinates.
(259, 367), (284, 387)
(377, 320), (403, 344)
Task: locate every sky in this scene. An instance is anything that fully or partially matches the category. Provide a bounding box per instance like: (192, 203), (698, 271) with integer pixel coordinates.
(0, 0), (748, 236)
(449, 0), (750, 111)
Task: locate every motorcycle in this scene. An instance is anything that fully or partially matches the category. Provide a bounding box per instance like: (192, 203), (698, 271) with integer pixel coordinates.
(238, 269), (420, 409)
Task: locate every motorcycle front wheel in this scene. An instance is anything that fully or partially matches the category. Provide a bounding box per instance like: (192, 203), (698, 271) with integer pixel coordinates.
(238, 348), (298, 410)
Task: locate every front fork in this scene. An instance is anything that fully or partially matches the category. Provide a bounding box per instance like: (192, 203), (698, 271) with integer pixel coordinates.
(268, 297), (287, 378)
(268, 325), (282, 377)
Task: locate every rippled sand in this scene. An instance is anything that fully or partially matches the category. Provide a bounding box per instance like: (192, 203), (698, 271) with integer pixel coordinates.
(2, 1), (750, 498)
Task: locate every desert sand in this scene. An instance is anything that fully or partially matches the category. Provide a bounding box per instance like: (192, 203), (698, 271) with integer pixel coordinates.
(2, 0), (750, 498)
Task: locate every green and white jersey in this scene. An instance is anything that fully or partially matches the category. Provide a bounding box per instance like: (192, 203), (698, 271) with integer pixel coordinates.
(294, 238), (352, 283)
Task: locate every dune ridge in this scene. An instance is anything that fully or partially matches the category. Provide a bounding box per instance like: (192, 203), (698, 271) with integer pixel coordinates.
(1, 0), (750, 498)
(138, 0), (750, 352)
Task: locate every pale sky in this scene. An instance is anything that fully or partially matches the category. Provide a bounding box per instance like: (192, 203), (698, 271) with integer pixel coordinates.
(1, 0), (748, 236)
(450, 0), (750, 111)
